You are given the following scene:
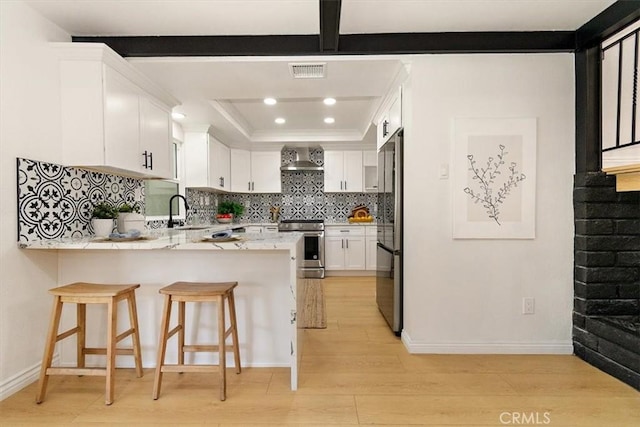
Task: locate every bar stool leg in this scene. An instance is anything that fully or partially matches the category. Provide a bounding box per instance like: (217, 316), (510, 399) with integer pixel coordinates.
(126, 291), (144, 378)
(153, 295), (172, 400)
(217, 294), (226, 401)
(227, 291), (241, 374)
(178, 300), (185, 368)
(77, 303), (86, 369)
(36, 296), (63, 404)
(105, 298), (117, 405)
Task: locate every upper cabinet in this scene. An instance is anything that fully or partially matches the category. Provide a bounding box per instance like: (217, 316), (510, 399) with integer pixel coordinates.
(324, 151), (363, 192)
(362, 150), (378, 192)
(377, 86), (402, 150)
(183, 129), (231, 192)
(55, 43), (178, 179)
(230, 149), (281, 193)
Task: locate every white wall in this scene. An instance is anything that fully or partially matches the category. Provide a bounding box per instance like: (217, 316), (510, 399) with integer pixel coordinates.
(402, 54), (575, 353)
(0, 1), (70, 399)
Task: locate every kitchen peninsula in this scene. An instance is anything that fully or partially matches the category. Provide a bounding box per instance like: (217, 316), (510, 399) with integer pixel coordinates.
(20, 228), (303, 390)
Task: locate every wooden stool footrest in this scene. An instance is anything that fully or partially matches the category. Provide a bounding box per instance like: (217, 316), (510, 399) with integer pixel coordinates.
(84, 347), (135, 356)
(167, 325), (183, 339)
(56, 327), (80, 342)
(161, 365), (219, 373)
(183, 344), (237, 353)
(115, 328), (135, 343)
(46, 367), (106, 376)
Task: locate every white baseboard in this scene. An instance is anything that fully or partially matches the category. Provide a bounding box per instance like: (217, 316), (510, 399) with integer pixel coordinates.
(325, 271), (375, 277)
(0, 355), (58, 401)
(401, 331), (573, 354)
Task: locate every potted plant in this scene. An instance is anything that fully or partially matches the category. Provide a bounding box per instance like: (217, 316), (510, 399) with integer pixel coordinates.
(91, 202), (118, 237)
(216, 201), (244, 223)
(117, 202), (145, 233)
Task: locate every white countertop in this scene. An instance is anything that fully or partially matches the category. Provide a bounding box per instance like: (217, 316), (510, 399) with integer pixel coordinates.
(19, 225), (302, 251)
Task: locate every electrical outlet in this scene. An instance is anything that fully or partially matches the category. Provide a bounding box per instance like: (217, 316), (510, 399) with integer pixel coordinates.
(522, 297), (535, 315)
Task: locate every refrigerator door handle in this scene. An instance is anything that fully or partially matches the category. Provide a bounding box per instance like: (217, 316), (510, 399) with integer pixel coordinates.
(377, 242), (400, 256)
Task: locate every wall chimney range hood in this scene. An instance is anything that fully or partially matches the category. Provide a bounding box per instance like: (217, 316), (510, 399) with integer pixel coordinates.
(281, 147), (322, 171)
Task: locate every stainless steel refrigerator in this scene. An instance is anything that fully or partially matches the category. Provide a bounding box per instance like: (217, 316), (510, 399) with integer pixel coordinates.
(376, 128), (403, 336)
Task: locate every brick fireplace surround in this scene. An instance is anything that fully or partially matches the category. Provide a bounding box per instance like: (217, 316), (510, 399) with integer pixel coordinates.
(573, 172), (640, 390)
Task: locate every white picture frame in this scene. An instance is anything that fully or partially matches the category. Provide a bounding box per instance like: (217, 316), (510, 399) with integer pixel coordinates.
(452, 117), (537, 239)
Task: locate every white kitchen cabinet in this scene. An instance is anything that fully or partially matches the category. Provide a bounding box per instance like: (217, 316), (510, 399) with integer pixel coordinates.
(231, 149), (281, 193)
(324, 151), (363, 192)
(184, 130), (230, 192)
(56, 43), (177, 178)
(365, 225), (378, 270)
(363, 150), (378, 192)
(210, 139), (230, 191)
(377, 86), (402, 150)
(243, 225), (279, 233)
(230, 149), (251, 192)
(139, 97), (172, 178)
(325, 226), (366, 270)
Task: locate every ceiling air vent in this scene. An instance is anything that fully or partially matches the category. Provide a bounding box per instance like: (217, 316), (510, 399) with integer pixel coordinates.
(289, 63), (326, 79)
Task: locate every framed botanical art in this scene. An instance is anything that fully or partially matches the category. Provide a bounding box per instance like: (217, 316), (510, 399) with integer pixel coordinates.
(452, 117), (537, 239)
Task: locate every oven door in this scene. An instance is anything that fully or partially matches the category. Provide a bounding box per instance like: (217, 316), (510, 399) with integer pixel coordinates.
(302, 231), (324, 268)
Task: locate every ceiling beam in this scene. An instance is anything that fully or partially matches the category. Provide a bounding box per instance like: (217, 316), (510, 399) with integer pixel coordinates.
(71, 35), (320, 57)
(73, 31), (575, 57)
(576, 0), (640, 50)
(319, 0), (341, 52)
(339, 31), (576, 54)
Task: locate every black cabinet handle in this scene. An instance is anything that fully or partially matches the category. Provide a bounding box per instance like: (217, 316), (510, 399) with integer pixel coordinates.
(142, 151), (148, 168)
(383, 120), (389, 137)
(148, 152), (153, 170)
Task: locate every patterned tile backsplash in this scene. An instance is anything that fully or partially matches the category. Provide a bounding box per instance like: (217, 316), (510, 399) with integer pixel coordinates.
(192, 147), (378, 223)
(17, 158), (143, 242)
(17, 148), (378, 240)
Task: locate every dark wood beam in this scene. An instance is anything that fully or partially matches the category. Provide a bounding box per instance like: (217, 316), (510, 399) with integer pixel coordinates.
(73, 31), (576, 57)
(339, 31), (576, 54)
(576, 0), (640, 50)
(575, 46), (602, 173)
(320, 0), (341, 52)
(71, 35), (319, 57)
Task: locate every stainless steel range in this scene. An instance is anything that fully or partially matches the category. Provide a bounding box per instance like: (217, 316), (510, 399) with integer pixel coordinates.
(278, 219), (325, 278)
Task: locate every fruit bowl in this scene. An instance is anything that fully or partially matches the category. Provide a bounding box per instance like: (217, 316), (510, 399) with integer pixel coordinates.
(216, 214), (233, 224)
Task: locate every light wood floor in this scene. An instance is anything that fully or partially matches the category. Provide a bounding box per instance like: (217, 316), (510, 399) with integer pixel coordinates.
(1, 276), (638, 426)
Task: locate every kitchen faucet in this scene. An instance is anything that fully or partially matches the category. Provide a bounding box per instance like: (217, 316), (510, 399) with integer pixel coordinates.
(167, 194), (189, 228)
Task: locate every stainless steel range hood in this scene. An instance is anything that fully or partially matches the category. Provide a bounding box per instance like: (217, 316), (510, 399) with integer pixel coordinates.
(280, 147), (323, 171)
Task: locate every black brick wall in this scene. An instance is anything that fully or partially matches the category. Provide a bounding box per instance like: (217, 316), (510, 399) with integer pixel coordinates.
(573, 172), (640, 390)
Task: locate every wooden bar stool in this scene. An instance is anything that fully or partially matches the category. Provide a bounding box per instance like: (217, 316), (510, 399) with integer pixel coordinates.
(153, 281), (241, 401)
(36, 283), (143, 405)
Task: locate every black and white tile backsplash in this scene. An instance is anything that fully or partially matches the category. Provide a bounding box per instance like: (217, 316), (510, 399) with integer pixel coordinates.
(17, 158), (143, 242)
(188, 147), (378, 223)
(18, 148), (378, 241)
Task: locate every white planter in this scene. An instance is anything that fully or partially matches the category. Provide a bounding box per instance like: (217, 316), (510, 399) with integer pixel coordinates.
(91, 218), (114, 237)
(117, 212), (145, 233)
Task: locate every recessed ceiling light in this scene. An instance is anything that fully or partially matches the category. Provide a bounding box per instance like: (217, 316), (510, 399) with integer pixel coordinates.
(171, 112), (186, 120)
(264, 98), (277, 105)
(275, 117), (286, 124)
(324, 117), (335, 124)
(323, 98), (336, 105)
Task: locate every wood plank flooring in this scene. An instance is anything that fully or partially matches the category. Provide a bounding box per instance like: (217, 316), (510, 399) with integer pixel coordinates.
(1, 276), (638, 426)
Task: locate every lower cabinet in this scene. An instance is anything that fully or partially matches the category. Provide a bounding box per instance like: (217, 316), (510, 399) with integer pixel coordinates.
(365, 226), (378, 270)
(325, 226), (372, 271)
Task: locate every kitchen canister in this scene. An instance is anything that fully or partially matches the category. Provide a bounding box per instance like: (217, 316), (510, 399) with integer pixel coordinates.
(117, 213), (146, 233)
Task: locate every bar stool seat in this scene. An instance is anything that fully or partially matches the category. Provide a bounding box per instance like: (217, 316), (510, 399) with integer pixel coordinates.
(153, 281), (241, 401)
(36, 282), (143, 405)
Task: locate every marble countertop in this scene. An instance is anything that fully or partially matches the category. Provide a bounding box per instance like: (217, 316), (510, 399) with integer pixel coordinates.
(19, 225), (302, 251)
